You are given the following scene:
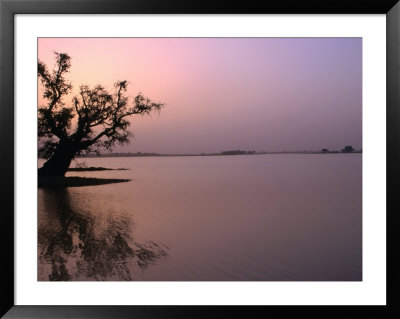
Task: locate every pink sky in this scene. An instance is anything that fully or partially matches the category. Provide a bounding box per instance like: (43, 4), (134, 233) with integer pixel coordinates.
(38, 38), (362, 153)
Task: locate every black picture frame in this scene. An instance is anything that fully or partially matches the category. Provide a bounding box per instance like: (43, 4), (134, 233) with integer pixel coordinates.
(1, 0), (399, 318)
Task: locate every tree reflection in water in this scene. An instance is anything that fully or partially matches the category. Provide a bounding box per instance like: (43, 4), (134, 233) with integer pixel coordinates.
(38, 188), (168, 281)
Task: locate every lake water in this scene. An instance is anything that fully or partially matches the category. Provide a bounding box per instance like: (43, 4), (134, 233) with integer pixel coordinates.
(38, 154), (362, 281)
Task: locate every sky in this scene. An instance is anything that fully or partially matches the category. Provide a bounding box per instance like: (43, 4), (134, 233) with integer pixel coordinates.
(38, 38), (362, 154)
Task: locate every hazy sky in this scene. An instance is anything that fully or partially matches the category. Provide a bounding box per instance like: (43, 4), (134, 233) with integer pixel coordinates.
(38, 38), (362, 153)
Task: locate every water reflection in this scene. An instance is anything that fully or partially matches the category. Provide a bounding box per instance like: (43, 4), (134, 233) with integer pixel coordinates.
(38, 188), (168, 281)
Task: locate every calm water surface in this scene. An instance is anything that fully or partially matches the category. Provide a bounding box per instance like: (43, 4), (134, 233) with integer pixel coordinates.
(38, 154), (362, 281)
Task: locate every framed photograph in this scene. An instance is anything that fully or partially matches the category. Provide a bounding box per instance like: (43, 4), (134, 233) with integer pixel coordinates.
(1, 0), (399, 318)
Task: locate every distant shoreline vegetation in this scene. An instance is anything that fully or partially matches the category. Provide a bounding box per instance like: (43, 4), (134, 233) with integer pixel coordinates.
(49, 147), (361, 159)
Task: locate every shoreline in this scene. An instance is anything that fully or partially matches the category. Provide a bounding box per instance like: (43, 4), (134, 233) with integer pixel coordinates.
(38, 176), (131, 188)
(70, 151), (362, 159)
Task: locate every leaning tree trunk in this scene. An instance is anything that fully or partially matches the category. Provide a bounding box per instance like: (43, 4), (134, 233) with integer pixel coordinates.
(38, 141), (77, 177)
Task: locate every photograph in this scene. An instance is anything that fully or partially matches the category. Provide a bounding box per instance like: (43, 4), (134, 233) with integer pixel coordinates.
(37, 37), (362, 282)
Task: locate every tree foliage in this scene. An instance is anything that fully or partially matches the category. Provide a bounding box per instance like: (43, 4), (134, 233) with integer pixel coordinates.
(38, 52), (164, 176)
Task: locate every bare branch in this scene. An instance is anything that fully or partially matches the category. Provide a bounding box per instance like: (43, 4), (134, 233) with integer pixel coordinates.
(38, 52), (164, 176)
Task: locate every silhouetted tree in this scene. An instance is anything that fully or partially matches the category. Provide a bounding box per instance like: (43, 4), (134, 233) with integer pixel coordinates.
(38, 53), (164, 177)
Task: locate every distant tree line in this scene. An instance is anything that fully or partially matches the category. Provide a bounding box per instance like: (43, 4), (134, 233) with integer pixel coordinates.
(221, 150), (256, 155)
(320, 145), (360, 153)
